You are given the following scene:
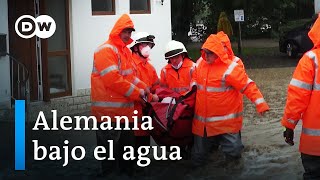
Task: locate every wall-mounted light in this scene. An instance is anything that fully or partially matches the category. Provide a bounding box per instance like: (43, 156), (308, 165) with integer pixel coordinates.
(161, 0), (164, 5)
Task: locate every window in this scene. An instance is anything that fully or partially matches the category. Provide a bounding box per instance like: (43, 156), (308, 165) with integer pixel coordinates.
(130, 0), (151, 14)
(92, 0), (115, 15)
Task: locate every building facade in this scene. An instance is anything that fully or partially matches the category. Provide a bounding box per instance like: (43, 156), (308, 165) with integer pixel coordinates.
(0, 0), (171, 121)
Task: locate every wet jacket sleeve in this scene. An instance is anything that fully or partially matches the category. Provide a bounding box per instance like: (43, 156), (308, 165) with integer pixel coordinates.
(160, 68), (168, 87)
(94, 48), (141, 101)
(190, 64), (198, 88)
(281, 54), (314, 130)
(226, 64), (270, 113)
(127, 56), (148, 90)
(125, 73), (147, 90)
(150, 67), (160, 93)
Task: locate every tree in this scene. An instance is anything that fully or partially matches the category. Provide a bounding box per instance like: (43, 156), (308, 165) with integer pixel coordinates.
(171, 0), (314, 41)
(217, 12), (233, 37)
(171, 0), (203, 44)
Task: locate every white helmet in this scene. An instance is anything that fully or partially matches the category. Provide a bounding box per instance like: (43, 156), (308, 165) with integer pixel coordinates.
(164, 40), (188, 59)
(129, 32), (155, 49)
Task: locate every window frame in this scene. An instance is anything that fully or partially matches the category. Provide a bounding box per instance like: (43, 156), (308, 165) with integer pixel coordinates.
(92, 0), (115, 16)
(130, 0), (151, 14)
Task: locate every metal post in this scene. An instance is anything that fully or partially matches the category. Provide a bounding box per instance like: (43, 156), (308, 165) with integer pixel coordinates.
(238, 22), (242, 55)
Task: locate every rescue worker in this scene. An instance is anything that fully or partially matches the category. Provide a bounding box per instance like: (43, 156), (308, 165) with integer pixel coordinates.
(130, 32), (160, 95)
(281, 14), (320, 180)
(191, 34), (269, 167)
(160, 40), (196, 95)
(129, 32), (160, 160)
(91, 14), (149, 177)
(205, 31), (246, 153)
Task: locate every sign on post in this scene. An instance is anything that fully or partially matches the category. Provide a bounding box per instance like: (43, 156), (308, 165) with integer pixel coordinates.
(234, 10), (244, 55)
(234, 10), (244, 22)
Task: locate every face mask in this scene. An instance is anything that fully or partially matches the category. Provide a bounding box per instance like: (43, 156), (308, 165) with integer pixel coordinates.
(171, 60), (183, 69)
(139, 45), (151, 58)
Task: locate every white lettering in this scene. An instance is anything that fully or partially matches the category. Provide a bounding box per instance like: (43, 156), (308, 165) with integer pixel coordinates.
(33, 140), (47, 160)
(60, 116), (72, 130)
(33, 111), (50, 130)
(123, 146), (135, 160)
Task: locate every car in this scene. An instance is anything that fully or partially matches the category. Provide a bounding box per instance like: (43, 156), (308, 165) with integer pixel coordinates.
(279, 20), (314, 58)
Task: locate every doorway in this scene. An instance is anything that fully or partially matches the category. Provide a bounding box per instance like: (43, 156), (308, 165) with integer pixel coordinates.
(8, 0), (71, 102)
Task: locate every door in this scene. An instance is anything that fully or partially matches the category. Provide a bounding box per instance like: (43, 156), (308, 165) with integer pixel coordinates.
(8, 0), (38, 101)
(42, 0), (72, 99)
(8, 0), (72, 101)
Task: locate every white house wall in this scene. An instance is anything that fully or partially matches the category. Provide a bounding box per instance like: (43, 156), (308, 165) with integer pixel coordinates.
(0, 0), (11, 108)
(70, 0), (171, 95)
(316, 0), (320, 13)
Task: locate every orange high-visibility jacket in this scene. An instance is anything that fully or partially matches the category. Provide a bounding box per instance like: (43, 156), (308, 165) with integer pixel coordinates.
(132, 53), (160, 93)
(91, 14), (147, 122)
(131, 53), (160, 136)
(217, 31), (245, 69)
(160, 58), (196, 95)
(281, 15), (320, 156)
(192, 34), (269, 137)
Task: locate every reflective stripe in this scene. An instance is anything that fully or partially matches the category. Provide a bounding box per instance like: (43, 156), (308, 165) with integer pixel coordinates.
(290, 78), (312, 90)
(206, 86), (233, 92)
(124, 84), (135, 97)
(92, 101), (134, 108)
(190, 64), (196, 78)
(95, 44), (119, 54)
(165, 49), (184, 59)
(254, 98), (265, 105)
(92, 66), (98, 74)
(193, 84), (233, 92)
(306, 51), (319, 90)
(172, 87), (189, 93)
(222, 62), (238, 87)
(314, 84), (320, 90)
(194, 114), (205, 121)
(194, 112), (242, 122)
(240, 78), (253, 93)
(233, 57), (240, 63)
(100, 65), (118, 76)
(190, 81), (197, 87)
(95, 43), (122, 72)
(132, 77), (140, 85)
(162, 69), (167, 81)
(287, 118), (299, 125)
(92, 62), (98, 74)
(197, 84), (204, 90)
(120, 69), (133, 76)
(302, 127), (320, 136)
(196, 58), (203, 67)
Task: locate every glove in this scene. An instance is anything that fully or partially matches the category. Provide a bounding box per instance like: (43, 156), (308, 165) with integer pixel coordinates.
(283, 127), (294, 146)
(139, 89), (147, 99)
(151, 94), (159, 102)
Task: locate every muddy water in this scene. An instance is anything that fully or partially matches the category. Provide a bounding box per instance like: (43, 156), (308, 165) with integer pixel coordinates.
(133, 67), (304, 180)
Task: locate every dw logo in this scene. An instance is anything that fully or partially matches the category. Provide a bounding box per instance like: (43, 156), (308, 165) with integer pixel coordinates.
(15, 15), (56, 39)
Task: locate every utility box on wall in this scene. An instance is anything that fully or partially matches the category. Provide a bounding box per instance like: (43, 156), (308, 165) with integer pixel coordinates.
(0, 33), (7, 56)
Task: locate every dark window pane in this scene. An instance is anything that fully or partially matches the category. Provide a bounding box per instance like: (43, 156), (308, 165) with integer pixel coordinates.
(92, 0), (113, 12)
(130, 0), (149, 12)
(48, 56), (68, 94)
(46, 0), (66, 51)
